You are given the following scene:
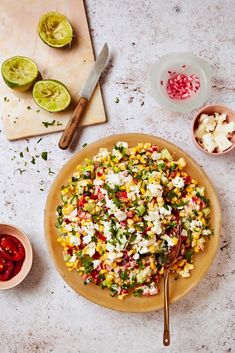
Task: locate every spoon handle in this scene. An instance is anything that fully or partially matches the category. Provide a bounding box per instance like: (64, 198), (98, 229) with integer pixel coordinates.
(163, 269), (170, 346)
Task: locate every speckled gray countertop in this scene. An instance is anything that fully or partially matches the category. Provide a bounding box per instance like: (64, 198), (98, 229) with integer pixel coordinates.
(0, 1), (234, 352)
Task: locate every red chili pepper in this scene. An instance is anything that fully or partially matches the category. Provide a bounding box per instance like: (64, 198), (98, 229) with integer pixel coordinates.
(97, 172), (103, 177)
(9, 259), (24, 279)
(64, 218), (71, 224)
(0, 235), (25, 262)
(0, 255), (14, 281)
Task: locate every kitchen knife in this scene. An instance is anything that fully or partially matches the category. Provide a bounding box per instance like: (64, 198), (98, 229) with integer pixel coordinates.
(59, 43), (109, 150)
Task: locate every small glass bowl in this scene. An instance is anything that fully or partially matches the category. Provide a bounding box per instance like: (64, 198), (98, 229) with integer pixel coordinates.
(150, 52), (211, 113)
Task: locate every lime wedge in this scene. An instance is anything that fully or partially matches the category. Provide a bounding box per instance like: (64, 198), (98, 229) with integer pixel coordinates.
(33, 80), (71, 112)
(1, 56), (38, 91)
(38, 12), (73, 48)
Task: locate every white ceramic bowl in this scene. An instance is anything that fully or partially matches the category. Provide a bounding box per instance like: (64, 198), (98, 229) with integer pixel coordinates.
(150, 52), (211, 113)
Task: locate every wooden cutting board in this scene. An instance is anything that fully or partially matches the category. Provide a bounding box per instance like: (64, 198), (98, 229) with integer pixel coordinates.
(0, 0), (106, 141)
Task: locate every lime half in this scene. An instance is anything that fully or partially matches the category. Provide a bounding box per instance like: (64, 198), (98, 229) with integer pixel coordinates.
(1, 56), (38, 91)
(38, 12), (73, 48)
(33, 80), (71, 112)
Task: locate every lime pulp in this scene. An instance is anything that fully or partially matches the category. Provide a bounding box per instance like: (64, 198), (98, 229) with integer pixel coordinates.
(38, 12), (73, 48)
(33, 79), (71, 112)
(1, 56), (38, 91)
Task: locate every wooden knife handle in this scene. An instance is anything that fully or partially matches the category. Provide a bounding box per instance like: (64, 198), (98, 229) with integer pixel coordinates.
(59, 97), (88, 150)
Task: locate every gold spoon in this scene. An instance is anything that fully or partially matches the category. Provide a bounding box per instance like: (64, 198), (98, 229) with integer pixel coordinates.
(163, 219), (182, 346)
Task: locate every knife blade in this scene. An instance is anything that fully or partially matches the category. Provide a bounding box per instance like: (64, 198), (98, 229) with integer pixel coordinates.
(80, 42), (109, 100)
(59, 43), (109, 150)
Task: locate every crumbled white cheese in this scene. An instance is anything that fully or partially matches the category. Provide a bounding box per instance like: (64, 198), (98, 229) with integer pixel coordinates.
(106, 173), (122, 188)
(108, 251), (123, 262)
(172, 176), (185, 188)
(159, 206), (172, 216)
(151, 220), (162, 235)
(68, 208), (78, 221)
(152, 152), (162, 160)
(133, 253), (140, 260)
(202, 229), (211, 236)
(161, 234), (177, 247)
(201, 133), (217, 153)
(86, 242), (96, 257)
(195, 112), (235, 153)
(116, 141), (128, 148)
(69, 254), (77, 263)
(93, 260), (101, 269)
(64, 223), (73, 232)
(142, 282), (158, 296)
(190, 220), (203, 231)
(82, 222), (95, 243)
(144, 210), (159, 222)
(114, 209), (127, 222)
(69, 235), (81, 246)
(147, 183), (163, 197)
(93, 179), (104, 186)
(103, 221), (112, 239)
(94, 148), (110, 161)
(112, 148), (123, 160)
(106, 242), (115, 252)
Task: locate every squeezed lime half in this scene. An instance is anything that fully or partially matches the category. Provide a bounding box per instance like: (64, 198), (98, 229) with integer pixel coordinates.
(1, 56), (38, 91)
(38, 12), (73, 48)
(33, 79), (71, 112)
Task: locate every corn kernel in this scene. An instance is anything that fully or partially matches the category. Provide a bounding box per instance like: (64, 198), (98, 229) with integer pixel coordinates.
(149, 245), (157, 254)
(100, 269), (107, 274)
(140, 187), (145, 195)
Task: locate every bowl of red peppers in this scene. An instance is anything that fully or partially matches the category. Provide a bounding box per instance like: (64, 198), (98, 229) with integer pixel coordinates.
(150, 52), (211, 113)
(0, 224), (33, 289)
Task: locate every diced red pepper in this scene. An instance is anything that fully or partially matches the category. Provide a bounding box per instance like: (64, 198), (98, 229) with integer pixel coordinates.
(90, 194), (98, 200)
(184, 176), (192, 185)
(78, 196), (86, 207)
(116, 191), (128, 200)
(98, 234), (106, 242)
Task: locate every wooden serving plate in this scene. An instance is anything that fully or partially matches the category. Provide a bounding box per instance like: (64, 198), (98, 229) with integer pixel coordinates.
(44, 134), (221, 312)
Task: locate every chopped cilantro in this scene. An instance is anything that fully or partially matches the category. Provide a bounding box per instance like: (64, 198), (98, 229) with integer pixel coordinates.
(19, 152), (24, 158)
(42, 120), (56, 128)
(82, 143), (88, 148)
(16, 168), (26, 175)
(31, 157), (36, 165)
(41, 151), (48, 161)
(49, 168), (55, 175)
(133, 288), (143, 297)
(115, 97), (120, 103)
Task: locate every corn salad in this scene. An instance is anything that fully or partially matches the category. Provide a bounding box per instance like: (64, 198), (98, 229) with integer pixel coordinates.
(56, 142), (212, 299)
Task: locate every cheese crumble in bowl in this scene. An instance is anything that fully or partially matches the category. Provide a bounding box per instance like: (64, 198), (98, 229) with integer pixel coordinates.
(192, 104), (235, 155)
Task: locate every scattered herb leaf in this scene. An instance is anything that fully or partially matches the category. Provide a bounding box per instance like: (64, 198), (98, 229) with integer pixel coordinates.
(42, 120), (56, 128)
(41, 151), (48, 161)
